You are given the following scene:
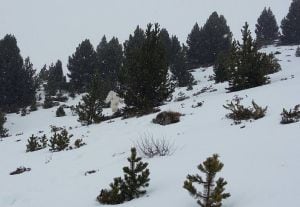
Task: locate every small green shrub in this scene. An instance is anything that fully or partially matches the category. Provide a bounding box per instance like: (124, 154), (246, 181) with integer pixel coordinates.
(280, 105), (300, 124)
(56, 106), (66, 117)
(49, 129), (72, 152)
(26, 134), (47, 152)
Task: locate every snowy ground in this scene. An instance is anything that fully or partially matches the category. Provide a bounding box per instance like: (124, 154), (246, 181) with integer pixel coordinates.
(1, 45), (300, 207)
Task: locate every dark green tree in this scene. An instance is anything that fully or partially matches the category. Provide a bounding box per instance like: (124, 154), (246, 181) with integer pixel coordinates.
(45, 60), (66, 96)
(170, 36), (194, 87)
(119, 23), (172, 114)
(159, 28), (172, 65)
(255, 7), (279, 46)
(281, 0), (300, 45)
(183, 154), (230, 207)
(67, 39), (97, 93)
(296, 46), (300, 57)
(75, 72), (104, 125)
(0, 111), (8, 137)
(187, 23), (202, 68)
(49, 129), (71, 152)
(56, 106), (66, 117)
(96, 36), (123, 93)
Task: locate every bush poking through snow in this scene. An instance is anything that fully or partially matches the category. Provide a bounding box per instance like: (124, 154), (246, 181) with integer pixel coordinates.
(74, 139), (86, 148)
(0, 111), (8, 138)
(97, 148), (150, 204)
(49, 129), (72, 152)
(135, 134), (175, 158)
(10, 167), (31, 175)
(26, 134), (47, 152)
(183, 154), (230, 207)
(56, 106), (66, 117)
(223, 99), (267, 124)
(153, 111), (182, 125)
(296, 46), (300, 57)
(280, 105), (300, 124)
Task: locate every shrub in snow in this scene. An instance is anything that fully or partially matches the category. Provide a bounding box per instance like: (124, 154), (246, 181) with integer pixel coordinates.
(49, 129), (72, 152)
(43, 96), (56, 109)
(21, 107), (28, 116)
(26, 134), (47, 152)
(183, 154), (230, 207)
(10, 167), (31, 175)
(0, 111), (8, 138)
(280, 105), (300, 124)
(223, 99), (267, 124)
(135, 134), (175, 158)
(296, 46), (300, 57)
(74, 139), (86, 148)
(97, 148), (150, 204)
(56, 106), (66, 117)
(152, 111), (182, 125)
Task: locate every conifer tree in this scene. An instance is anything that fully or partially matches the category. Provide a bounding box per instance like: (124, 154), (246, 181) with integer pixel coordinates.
(187, 23), (202, 68)
(184, 154), (230, 207)
(45, 60), (66, 96)
(96, 36), (123, 93)
(0, 35), (36, 112)
(0, 111), (8, 137)
(255, 7), (279, 46)
(67, 39), (97, 93)
(119, 23), (172, 114)
(296, 46), (300, 57)
(159, 28), (172, 65)
(281, 0), (300, 45)
(170, 36), (194, 87)
(49, 129), (71, 152)
(75, 72), (104, 125)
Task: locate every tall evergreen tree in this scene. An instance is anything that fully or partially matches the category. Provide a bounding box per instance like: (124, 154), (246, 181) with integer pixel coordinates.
(281, 0), (300, 44)
(96, 36), (123, 93)
(67, 39), (97, 93)
(0, 35), (36, 112)
(170, 36), (194, 87)
(255, 7), (279, 46)
(75, 72), (104, 125)
(0, 111), (8, 137)
(159, 28), (172, 65)
(45, 60), (66, 96)
(187, 23), (202, 69)
(119, 23), (172, 114)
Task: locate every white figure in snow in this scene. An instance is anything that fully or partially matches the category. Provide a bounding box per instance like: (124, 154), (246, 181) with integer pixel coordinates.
(105, 91), (123, 113)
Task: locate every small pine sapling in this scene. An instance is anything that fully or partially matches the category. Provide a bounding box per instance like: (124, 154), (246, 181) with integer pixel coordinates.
(56, 106), (66, 117)
(26, 134), (48, 152)
(49, 129), (71, 152)
(183, 154), (230, 207)
(280, 105), (300, 124)
(0, 111), (8, 138)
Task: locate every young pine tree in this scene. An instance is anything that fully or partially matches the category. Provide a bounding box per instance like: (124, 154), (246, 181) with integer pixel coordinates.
(281, 0), (300, 45)
(159, 28), (172, 65)
(0, 111), (8, 137)
(67, 39), (97, 93)
(255, 7), (279, 46)
(186, 23), (202, 69)
(170, 36), (194, 87)
(45, 60), (66, 96)
(184, 154), (230, 207)
(75, 72), (104, 125)
(119, 23), (172, 114)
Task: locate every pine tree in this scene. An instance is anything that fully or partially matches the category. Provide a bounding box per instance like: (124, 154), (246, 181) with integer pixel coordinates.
(0, 111), (8, 137)
(45, 60), (66, 96)
(170, 36), (194, 87)
(67, 39), (97, 93)
(187, 23), (202, 68)
(226, 22), (280, 92)
(49, 129), (71, 152)
(96, 36), (123, 93)
(56, 106), (66, 117)
(119, 23), (172, 114)
(281, 0), (300, 45)
(255, 7), (279, 46)
(75, 72), (104, 125)
(296, 46), (300, 57)
(159, 28), (172, 65)
(0, 35), (36, 112)
(183, 154), (230, 207)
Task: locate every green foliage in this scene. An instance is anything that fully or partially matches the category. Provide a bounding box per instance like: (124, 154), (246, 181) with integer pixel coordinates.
(56, 106), (66, 117)
(67, 39), (97, 93)
(75, 72), (104, 125)
(45, 60), (66, 96)
(0, 35), (36, 113)
(183, 154), (230, 207)
(281, 0), (300, 45)
(97, 148), (150, 204)
(225, 23), (280, 92)
(159, 28), (172, 65)
(223, 98), (267, 124)
(43, 96), (55, 109)
(119, 23), (173, 114)
(187, 12), (232, 68)
(280, 105), (300, 124)
(255, 7), (279, 46)
(26, 134), (47, 152)
(48, 129), (71, 152)
(296, 46), (300, 57)
(0, 111), (8, 137)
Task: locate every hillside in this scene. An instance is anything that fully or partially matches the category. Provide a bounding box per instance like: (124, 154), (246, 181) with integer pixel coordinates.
(1, 45), (300, 207)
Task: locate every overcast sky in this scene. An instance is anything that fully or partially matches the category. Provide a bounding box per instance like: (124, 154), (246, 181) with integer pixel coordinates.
(0, 0), (289, 71)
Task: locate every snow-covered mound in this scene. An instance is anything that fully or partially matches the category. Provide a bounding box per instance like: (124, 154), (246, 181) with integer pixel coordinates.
(0, 45), (300, 207)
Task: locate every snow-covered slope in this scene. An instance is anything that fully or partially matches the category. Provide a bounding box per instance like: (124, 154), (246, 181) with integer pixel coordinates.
(0, 0), (289, 69)
(1, 45), (300, 207)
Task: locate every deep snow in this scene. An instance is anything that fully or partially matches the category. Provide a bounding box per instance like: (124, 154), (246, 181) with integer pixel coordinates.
(1, 45), (300, 207)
